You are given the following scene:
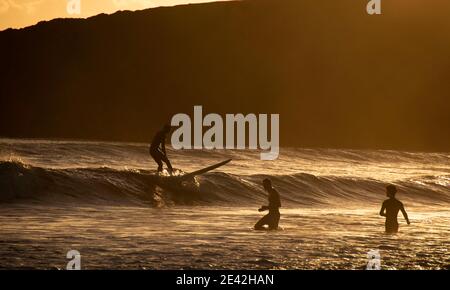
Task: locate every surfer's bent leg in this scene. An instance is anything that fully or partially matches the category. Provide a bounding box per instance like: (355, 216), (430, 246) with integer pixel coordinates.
(268, 211), (280, 230)
(160, 154), (173, 172)
(150, 150), (164, 172)
(254, 213), (271, 230)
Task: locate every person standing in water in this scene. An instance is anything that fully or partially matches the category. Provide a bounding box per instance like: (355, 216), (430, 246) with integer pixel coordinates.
(254, 178), (281, 230)
(379, 184), (410, 233)
(150, 124), (174, 174)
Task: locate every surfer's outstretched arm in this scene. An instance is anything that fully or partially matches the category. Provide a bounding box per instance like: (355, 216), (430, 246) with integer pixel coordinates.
(258, 205), (269, 212)
(400, 204), (410, 224)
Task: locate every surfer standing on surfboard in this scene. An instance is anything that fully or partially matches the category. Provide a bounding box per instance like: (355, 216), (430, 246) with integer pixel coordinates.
(254, 178), (281, 230)
(150, 124), (174, 174)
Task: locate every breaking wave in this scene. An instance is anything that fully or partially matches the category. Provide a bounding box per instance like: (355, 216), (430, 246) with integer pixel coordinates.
(1, 160), (448, 207)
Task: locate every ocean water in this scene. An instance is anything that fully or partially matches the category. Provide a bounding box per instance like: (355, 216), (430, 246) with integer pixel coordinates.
(0, 138), (449, 269)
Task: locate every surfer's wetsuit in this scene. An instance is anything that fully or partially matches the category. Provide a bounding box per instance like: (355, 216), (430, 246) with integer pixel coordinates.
(379, 198), (408, 233)
(254, 188), (281, 230)
(150, 129), (173, 173)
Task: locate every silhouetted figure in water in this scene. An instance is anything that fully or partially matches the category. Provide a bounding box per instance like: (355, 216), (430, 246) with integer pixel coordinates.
(254, 178), (281, 230)
(379, 185), (410, 233)
(150, 124), (173, 174)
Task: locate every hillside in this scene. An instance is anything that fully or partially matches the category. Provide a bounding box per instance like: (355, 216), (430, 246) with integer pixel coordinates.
(1, 0), (449, 151)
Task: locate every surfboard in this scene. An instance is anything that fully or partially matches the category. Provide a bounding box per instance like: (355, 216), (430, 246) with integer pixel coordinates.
(176, 158), (231, 182)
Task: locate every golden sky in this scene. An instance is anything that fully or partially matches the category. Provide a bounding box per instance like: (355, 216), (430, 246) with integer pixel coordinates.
(0, 0), (226, 31)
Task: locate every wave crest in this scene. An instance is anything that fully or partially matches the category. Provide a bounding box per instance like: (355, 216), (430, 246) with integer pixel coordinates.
(0, 161), (448, 206)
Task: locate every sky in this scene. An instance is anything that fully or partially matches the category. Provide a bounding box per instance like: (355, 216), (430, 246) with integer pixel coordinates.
(0, 0), (227, 31)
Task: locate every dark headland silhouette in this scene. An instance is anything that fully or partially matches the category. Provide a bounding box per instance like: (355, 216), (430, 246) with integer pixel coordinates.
(1, 0), (449, 151)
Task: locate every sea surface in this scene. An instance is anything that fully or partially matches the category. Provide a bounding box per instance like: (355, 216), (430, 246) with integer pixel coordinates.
(0, 138), (449, 269)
